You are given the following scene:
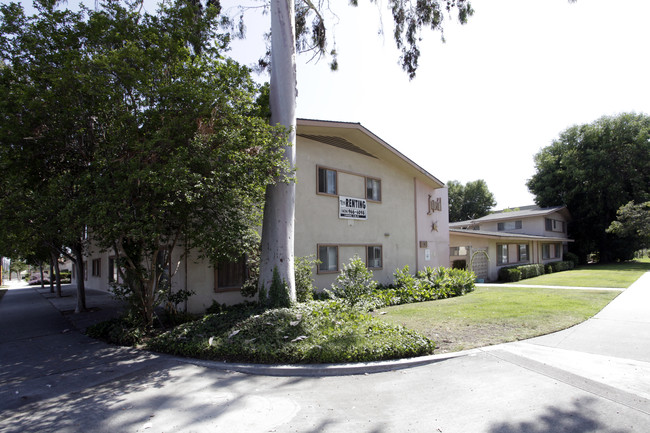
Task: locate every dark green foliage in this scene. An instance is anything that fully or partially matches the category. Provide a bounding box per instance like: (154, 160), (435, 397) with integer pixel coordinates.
(147, 300), (435, 363)
(499, 261), (574, 282)
(264, 266), (292, 308)
(607, 201), (650, 250)
(518, 264), (545, 279)
(0, 0), (288, 325)
(447, 179), (496, 222)
(527, 113), (650, 262)
(548, 260), (575, 273)
(498, 267), (522, 282)
(295, 255), (319, 302)
(564, 252), (580, 267)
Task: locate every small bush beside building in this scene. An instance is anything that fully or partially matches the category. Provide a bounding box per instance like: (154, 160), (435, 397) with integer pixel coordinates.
(498, 260), (575, 282)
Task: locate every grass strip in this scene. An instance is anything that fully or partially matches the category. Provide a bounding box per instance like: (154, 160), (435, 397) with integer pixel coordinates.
(375, 286), (619, 354)
(515, 261), (650, 288)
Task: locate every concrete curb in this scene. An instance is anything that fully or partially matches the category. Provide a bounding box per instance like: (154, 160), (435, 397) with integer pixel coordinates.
(177, 348), (482, 377)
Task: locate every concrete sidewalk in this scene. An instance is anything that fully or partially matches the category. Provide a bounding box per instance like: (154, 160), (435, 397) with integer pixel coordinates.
(31, 282), (127, 332)
(1, 274), (649, 432)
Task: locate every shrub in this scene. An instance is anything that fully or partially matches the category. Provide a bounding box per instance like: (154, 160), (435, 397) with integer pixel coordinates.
(548, 260), (574, 273)
(147, 300), (435, 363)
(265, 266), (292, 308)
(370, 266), (475, 308)
(446, 267), (476, 296)
(499, 267), (521, 282)
(518, 264), (545, 279)
(330, 256), (377, 307)
(564, 252), (580, 268)
(295, 255), (319, 303)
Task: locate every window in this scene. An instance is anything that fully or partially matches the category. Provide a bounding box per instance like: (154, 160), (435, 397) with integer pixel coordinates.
(542, 243), (561, 260)
(367, 245), (382, 269)
(518, 244), (529, 262)
(318, 245), (339, 273)
(214, 256), (247, 291)
(497, 244), (509, 265)
(450, 246), (469, 256)
(497, 221), (522, 231)
(317, 167), (337, 195)
(366, 177), (381, 202)
(83, 260), (88, 280)
(545, 218), (565, 233)
(91, 258), (101, 277)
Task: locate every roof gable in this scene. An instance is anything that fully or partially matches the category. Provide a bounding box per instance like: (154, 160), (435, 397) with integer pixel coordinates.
(297, 118), (444, 188)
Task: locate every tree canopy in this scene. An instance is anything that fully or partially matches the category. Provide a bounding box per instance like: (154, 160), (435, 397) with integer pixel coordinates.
(447, 179), (496, 222)
(527, 112), (650, 262)
(0, 0), (288, 323)
(607, 201), (650, 251)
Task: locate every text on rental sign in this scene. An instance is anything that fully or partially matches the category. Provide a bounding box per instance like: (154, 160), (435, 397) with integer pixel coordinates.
(339, 196), (367, 220)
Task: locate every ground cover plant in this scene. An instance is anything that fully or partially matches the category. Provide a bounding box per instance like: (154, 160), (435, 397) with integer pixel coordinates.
(147, 300), (434, 363)
(376, 286), (619, 353)
(512, 260), (650, 288)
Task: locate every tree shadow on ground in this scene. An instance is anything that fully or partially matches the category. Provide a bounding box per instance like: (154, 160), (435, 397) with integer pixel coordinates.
(489, 397), (629, 433)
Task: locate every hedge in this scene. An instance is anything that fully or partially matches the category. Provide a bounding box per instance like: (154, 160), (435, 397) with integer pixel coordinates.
(498, 260), (574, 282)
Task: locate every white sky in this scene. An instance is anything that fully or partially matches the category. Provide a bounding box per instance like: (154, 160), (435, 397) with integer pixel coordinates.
(223, 0), (650, 209)
(18, 0), (650, 209)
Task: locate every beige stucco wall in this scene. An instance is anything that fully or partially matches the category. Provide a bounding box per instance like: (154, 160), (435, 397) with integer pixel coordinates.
(413, 179), (449, 271)
(296, 135), (425, 288)
(479, 212), (569, 238)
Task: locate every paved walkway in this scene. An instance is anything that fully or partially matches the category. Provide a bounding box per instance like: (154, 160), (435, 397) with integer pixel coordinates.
(1, 275), (649, 432)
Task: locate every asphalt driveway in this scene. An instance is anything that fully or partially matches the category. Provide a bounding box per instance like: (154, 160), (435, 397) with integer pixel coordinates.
(1, 274), (649, 433)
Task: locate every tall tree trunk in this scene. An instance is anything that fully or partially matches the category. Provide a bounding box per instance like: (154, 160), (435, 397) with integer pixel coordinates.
(39, 261), (45, 290)
(259, 0), (297, 302)
(49, 258), (55, 293)
(72, 242), (87, 313)
(53, 252), (62, 297)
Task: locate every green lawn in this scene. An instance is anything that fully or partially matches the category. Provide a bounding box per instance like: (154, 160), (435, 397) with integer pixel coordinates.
(376, 286), (619, 353)
(376, 260), (650, 353)
(514, 260), (650, 288)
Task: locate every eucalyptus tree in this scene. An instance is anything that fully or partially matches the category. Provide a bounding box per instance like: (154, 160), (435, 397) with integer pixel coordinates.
(258, 0), (474, 304)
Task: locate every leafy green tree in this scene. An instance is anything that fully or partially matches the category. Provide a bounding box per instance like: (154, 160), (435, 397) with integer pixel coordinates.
(79, 0), (288, 327)
(527, 113), (650, 262)
(1, 0), (288, 325)
(447, 179), (496, 222)
(0, 0), (109, 311)
(607, 201), (650, 250)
